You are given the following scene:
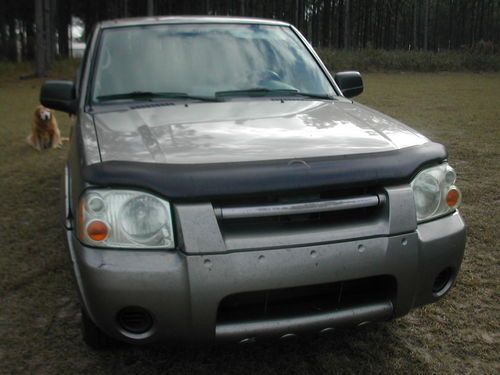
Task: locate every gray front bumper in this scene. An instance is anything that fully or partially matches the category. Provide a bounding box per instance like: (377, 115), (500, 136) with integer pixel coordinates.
(66, 212), (465, 343)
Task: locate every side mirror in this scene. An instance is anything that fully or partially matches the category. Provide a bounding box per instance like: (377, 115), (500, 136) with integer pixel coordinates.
(334, 71), (363, 98)
(40, 80), (76, 114)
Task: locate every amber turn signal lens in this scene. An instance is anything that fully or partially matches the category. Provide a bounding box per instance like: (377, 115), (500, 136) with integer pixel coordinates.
(446, 188), (461, 208)
(86, 220), (109, 242)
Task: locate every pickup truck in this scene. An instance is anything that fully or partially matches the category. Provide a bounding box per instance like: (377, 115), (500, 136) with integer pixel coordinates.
(40, 16), (466, 348)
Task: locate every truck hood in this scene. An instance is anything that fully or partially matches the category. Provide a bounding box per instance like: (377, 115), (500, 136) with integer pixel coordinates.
(92, 99), (428, 164)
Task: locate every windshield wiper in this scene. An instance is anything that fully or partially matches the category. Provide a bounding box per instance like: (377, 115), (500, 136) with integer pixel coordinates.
(290, 92), (336, 100)
(96, 91), (221, 102)
(216, 88), (296, 97)
(215, 88), (334, 100)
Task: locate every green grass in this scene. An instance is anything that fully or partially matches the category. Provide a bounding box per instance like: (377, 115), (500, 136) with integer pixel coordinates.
(0, 67), (499, 374)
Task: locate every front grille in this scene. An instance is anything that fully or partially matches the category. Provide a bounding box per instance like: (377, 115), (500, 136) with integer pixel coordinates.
(217, 275), (396, 324)
(213, 188), (387, 249)
(218, 202), (381, 229)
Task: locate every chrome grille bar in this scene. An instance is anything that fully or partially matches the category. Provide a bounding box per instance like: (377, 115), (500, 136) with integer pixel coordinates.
(214, 194), (383, 219)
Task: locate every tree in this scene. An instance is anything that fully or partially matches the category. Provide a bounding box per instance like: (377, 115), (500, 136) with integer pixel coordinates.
(35, 0), (45, 76)
(1, 0), (499, 66)
(344, 0), (350, 49)
(424, 0), (429, 50)
(413, 0), (418, 50)
(147, 0), (154, 16)
(57, 0), (71, 57)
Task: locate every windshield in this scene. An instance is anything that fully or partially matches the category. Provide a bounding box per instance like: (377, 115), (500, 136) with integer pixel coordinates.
(91, 23), (336, 103)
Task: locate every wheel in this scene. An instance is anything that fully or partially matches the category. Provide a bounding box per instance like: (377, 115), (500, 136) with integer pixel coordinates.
(81, 309), (114, 349)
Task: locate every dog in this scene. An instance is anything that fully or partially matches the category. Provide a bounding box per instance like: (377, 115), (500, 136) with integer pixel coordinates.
(26, 105), (64, 150)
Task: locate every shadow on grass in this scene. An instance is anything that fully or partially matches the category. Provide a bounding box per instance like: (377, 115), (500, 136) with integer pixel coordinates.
(84, 323), (430, 374)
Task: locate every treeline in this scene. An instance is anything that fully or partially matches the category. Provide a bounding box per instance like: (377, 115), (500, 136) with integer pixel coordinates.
(1, 0), (499, 64)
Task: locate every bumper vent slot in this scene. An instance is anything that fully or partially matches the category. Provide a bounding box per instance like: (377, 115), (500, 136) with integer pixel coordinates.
(217, 275), (396, 325)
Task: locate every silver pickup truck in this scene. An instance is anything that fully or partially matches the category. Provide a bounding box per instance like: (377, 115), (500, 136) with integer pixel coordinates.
(40, 17), (466, 348)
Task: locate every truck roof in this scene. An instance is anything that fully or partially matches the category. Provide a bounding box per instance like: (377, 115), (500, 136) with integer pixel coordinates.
(97, 16), (290, 29)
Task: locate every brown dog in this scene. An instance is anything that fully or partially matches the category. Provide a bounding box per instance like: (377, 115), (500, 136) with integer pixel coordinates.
(26, 105), (63, 150)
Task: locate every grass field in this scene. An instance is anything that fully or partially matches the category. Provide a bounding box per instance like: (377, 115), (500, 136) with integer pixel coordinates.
(0, 65), (499, 374)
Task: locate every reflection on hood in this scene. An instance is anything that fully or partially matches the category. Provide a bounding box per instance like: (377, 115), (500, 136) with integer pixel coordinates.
(93, 99), (428, 164)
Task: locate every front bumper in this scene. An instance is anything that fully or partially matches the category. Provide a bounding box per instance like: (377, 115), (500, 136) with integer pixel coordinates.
(66, 212), (465, 344)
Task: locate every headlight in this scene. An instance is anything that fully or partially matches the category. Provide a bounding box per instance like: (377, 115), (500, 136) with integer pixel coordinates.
(411, 163), (462, 223)
(77, 189), (174, 249)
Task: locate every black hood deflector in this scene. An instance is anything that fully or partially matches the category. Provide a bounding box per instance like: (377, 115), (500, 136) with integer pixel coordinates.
(82, 142), (447, 201)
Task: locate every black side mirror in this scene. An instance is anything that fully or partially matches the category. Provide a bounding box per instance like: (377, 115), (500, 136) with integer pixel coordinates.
(334, 71), (363, 98)
(40, 80), (76, 114)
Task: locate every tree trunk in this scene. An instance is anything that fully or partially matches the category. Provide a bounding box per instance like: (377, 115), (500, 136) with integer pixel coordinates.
(295, 0), (299, 26)
(0, 25), (6, 61)
(361, 3), (371, 48)
(448, 0), (453, 49)
(433, 0), (440, 50)
(322, 0), (331, 47)
(311, 2), (319, 47)
(0, 1), (4, 61)
(478, 0), (485, 41)
(7, 17), (17, 62)
(35, 0), (45, 77)
(57, 0), (70, 58)
(394, 0), (400, 49)
(413, 0), (418, 50)
(20, 21), (27, 61)
(123, 0), (128, 18)
(423, 0), (429, 50)
(48, 0), (57, 62)
(147, 0), (154, 16)
(344, 0), (350, 49)
(43, 0), (50, 67)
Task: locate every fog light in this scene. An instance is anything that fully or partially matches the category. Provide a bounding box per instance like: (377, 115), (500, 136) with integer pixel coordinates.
(432, 267), (454, 296)
(117, 306), (153, 334)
